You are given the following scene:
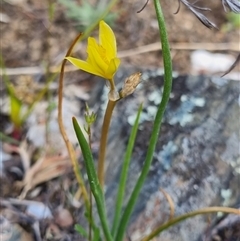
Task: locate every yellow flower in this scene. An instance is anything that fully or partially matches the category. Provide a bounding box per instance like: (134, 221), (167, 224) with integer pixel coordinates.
(66, 21), (121, 87)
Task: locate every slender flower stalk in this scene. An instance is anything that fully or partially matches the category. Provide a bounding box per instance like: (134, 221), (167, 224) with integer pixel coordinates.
(98, 72), (142, 187)
(98, 100), (117, 187)
(58, 33), (90, 210)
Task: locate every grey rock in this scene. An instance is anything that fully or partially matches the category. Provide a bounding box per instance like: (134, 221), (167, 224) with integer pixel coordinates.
(98, 70), (239, 240)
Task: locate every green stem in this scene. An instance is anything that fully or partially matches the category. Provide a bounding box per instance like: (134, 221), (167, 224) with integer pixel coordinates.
(141, 207), (240, 241)
(73, 118), (113, 241)
(86, 125), (93, 241)
(97, 100), (117, 187)
(115, 0), (172, 240)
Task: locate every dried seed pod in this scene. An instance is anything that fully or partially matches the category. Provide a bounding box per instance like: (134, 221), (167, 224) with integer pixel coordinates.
(120, 72), (142, 98)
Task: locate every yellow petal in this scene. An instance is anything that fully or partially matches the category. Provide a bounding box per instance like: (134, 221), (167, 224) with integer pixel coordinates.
(87, 37), (108, 74)
(106, 57), (121, 79)
(99, 21), (117, 60)
(66, 21), (120, 81)
(66, 57), (105, 78)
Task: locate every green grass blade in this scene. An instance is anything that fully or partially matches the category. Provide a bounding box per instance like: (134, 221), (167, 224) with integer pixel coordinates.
(72, 117), (113, 241)
(92, 226), (100, 241)
(115, 0), (172, 240)
(0, 56), (23, 128)
(74, 224), (88, 238)
(0, 132), (20, 145)
(10, 95), (22, 128)
(111, 104), (143, 237)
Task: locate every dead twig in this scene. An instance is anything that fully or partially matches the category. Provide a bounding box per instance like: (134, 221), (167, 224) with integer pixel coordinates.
(117, 42), (240, 58)
(160, 188), (175, 221)
(137, 0), (149, 13)
(221, 52), (240, 77)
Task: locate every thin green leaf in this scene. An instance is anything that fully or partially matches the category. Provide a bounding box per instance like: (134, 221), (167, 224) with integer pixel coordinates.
(92, 226), (100, 241)
(72, 117), (113, 241)
(75, 224), (88, 238)
(75, 223), (101, 241)
(112, 104), (143, 237)
(0, 55), (23, 128)
(115, 0), (173, 239)
(10, 95), (22, 128)
(0, 132), (20, 145)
